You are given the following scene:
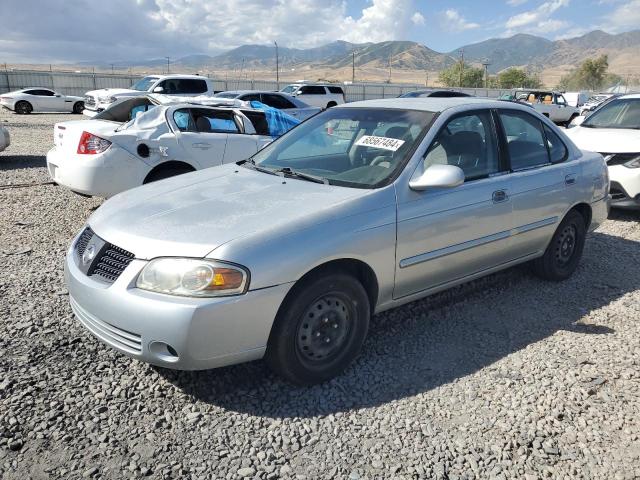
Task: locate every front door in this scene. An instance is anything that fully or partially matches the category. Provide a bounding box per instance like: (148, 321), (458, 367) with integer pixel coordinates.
(394, 110), (514, 299)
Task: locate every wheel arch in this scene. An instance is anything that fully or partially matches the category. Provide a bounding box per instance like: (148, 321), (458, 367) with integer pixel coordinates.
(143, 160), (196, 183)
(568, 202), (592, 230)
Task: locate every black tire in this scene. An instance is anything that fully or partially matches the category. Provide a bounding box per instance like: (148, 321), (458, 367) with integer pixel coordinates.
(73, 101), (84, 114)
(532, 210), (586, 281)
(265, 272), (370, 385)
(143, 164), (194, 184)
(326, 101), (337, 108)
(15, 101), (32, 114)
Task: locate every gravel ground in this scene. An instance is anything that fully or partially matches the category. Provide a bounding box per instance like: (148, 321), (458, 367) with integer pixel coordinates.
(1, 107), (639, 480)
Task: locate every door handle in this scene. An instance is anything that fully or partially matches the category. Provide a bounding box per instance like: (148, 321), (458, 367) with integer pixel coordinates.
(492, 190), (508, 203)
(565, 174), (577, 186)
(192, 143), (211, 149)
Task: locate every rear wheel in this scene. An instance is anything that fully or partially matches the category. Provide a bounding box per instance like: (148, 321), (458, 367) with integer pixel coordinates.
(73, 101), (84, 114)
(15, 101), (32, 114)
(143, 163), (195, 184)
(265, 272), (370, 385)
(532, 210), (586, 281)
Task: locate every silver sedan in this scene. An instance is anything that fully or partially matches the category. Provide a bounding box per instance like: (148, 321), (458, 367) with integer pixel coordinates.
(65, 97), (609, 385)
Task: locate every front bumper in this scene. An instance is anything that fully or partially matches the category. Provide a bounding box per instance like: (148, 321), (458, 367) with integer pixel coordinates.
(46, 146), (145, 197)
(608, 165), (640, 210)
(65, 235), (293, 370)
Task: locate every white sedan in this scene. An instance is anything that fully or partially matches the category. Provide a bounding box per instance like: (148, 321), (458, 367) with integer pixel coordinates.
(46, 96), (290, 197)
(0, 126), (9, 152)
(0, 88), (84, 114)
(565, 93), (640, 209)
(214, 91), (321, 120)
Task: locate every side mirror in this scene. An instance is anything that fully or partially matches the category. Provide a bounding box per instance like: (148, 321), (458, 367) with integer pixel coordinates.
(153, 86), (164, 93)
(409, 164), (465, 191)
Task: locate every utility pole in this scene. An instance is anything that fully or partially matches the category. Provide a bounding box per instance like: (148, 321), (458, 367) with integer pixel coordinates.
(388, 55), (392, 83)
(352, 51), (355, 83)
(165, 57), (170, 74)
(425, 71), (428, 87)
(110, 63), (114, 74)
(458, 49), (464, 87)
(274, 41), (279, 85)
(482, 59), (491, 89)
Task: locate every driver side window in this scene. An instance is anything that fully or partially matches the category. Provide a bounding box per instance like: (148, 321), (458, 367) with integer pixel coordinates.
(423, 111), (499, 182)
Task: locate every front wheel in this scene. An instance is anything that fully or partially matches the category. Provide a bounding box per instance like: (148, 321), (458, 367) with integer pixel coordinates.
(265, 272), (370, 385)
(73, 101), (84, 114)
(532, 210), (586, 281)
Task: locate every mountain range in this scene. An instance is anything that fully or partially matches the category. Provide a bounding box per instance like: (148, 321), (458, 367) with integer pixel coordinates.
(83, 29), (640, 78)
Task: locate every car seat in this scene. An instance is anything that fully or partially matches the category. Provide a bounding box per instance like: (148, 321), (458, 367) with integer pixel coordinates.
(195, 116), (212, 133)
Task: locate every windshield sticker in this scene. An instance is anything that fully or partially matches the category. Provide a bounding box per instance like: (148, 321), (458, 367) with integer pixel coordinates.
(355, 135), (405, 151)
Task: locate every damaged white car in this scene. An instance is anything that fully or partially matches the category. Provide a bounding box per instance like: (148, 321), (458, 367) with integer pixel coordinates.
(47, 96), (296, 197)
(565, 94), (640, 209)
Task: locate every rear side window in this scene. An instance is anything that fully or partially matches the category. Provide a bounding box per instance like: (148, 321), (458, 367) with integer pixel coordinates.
(192, 109), (239, 133)
(543, 125), (568, 164)
(261, 93), (295, 110)
(239, 93), (262, 102)
(175, 79), (208, 94)
(241, 110), (270, 136)
(327, 86), (344, 94)
(27, 89), (54, 96)
(299, 86), (326, 95)
(499, 111), (549, 170)
(173, 109), (195, 131)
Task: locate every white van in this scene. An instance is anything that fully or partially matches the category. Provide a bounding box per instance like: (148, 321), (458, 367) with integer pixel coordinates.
(280, 84), (346, 108)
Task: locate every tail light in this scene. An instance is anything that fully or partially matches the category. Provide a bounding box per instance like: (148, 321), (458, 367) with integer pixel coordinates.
(77, 131), (111, 154)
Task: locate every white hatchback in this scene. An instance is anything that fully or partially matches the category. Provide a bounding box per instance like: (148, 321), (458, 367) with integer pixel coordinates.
(46, 97), (280, 197)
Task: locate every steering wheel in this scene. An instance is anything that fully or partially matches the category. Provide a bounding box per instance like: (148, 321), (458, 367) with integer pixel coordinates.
(371, 155), (393, 167)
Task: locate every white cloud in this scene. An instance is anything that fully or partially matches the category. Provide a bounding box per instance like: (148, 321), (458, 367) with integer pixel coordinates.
(411, 12), (426, 26)
(442, 9), (481, 32)
(507, 0), (528, 6)
(605, 0), (640, 33)
(506, 0), (570, 29)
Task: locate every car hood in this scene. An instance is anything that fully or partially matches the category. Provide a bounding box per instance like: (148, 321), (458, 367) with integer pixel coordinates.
(565, 126), (640, 153)
(88, 163), (369, 260)
(85, 88), (140, 98)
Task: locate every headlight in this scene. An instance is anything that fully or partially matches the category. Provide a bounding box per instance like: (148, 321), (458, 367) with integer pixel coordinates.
(624, 155), (640, 168)
(99, 96), (117, 104)
(137, 258), (249, 297)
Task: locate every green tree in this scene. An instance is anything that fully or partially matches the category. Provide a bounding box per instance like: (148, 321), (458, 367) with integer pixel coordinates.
(438, 63), (485, 88)
(498, 68), (541, 89)
(559, 55), (611, 90)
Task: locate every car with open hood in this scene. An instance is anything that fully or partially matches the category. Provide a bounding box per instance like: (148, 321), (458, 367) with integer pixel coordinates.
(566, 93), (640, 209)
(47, 95), (298, 197)
(65, 97), (609, 385)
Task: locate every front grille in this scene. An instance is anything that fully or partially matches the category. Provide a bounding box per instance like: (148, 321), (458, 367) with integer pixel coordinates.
(71, 297), (142, 354)
(92, 245), (135, 283)
(84, 95), (96, 107)
(601, 153), (638, 166)
(74, 227), (135, 284)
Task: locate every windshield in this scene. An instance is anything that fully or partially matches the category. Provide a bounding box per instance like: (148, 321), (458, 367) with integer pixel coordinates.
(583, 98), (640, 129)
(280, 85), (298, 94)
(252, 107), (435, 188)
(130, 76), (160, 92)
(214, 92), (240, 99)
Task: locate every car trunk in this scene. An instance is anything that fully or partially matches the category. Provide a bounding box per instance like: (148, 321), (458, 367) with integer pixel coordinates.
(53, 120), (119, 155)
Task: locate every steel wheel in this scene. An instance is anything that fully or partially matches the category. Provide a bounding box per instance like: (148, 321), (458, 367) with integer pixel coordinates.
(296, 294), (352, 362)
(554, 224), (577, 266)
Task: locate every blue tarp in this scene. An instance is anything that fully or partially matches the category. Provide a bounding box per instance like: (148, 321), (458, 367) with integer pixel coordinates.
(249, 100), (300, 137)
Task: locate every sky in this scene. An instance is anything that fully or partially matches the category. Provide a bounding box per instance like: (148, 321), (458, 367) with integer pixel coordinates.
(0, 0), (639, 63)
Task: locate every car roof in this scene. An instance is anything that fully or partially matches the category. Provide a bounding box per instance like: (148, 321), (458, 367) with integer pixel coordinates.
(146, 74), (208, 80)
(617, 93), (640, 100)
(219, 90), (284, 95)
(338, 97), (512, 113)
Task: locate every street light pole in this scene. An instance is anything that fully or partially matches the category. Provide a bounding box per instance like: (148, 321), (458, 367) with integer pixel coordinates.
(165, 57), (170, 74)
(352, 51), (355, 83)
(482, 59), (491, 89)
(274, 41), (279, 85)
(458, 49), (464, 87)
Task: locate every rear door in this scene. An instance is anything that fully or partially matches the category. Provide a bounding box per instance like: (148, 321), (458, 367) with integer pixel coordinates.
(172, 108), (230, 168)
(497, 109), (576, 257)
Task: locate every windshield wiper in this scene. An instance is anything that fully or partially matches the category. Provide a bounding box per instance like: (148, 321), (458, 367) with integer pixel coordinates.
(275, 167), (329, 185)
(237, 158), (278, 176)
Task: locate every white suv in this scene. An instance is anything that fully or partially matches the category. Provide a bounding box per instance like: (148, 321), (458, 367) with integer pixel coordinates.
(83, 75), (215, 117)
(280, 84), (346, 108)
